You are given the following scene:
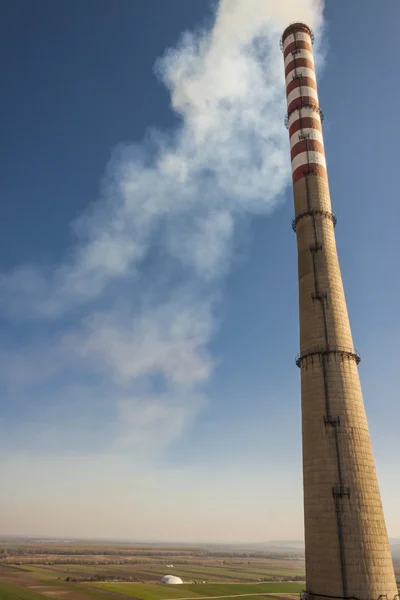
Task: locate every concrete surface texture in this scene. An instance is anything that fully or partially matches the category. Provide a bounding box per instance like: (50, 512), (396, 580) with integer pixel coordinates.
(282, 22), (397, 600)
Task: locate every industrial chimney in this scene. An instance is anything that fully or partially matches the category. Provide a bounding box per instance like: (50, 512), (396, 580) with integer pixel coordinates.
(281, 22), (397, 600)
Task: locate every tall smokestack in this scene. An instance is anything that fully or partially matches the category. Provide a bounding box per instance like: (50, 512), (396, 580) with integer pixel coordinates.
(281, 23), (397, 600)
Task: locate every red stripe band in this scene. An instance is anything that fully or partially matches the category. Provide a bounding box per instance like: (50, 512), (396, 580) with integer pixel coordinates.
(285, 57), (314, 78)
(283, 40), (313, 59)
(289, 116), (322, 138)
(291, 139), (325, 162)
(286, 76), (317, 95)
(292, 163), (327, 184)
(287, 97), (319, 115)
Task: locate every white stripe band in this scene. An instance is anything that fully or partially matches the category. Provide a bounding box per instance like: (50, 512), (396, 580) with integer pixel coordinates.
(286, 67), (316, 88)
(291, 151), (326, 171)
(288, 106), (323, 128)
(287, 86), (318, 107)
(283, 32), (312, 51)
(290, 128), (324, 150)
(284, 49), (314, 69)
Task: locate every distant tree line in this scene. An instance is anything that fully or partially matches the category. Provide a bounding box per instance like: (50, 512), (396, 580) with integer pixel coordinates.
(0, 547), (302, 561)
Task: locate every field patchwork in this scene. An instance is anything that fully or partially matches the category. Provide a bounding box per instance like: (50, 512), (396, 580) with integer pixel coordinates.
(89, 582), (305, 600)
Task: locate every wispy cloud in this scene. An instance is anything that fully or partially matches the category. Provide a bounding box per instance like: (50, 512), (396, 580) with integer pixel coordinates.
(0, 0), (324, 455)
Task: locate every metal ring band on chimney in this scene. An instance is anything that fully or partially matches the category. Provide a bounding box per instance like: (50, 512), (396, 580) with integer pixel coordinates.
(287, 103), (323, 123)
(292, 209), (337, 232)
(285, 105), (324, 129)
(300, 593), (399, 600)
(301, 591), (359, 600)
(296, 347), (361, 368)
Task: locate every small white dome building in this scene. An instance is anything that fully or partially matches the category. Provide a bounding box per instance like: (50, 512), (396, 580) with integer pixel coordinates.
(161, 575), (183, 585)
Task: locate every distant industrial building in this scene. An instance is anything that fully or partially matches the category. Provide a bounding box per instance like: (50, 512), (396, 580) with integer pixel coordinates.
(161, 575), (183, 585)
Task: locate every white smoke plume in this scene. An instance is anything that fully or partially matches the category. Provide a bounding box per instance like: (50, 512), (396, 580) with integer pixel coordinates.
(0, 0), (324, 453)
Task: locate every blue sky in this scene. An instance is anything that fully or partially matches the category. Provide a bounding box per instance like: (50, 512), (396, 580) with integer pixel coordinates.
(0, 0), (399, 542)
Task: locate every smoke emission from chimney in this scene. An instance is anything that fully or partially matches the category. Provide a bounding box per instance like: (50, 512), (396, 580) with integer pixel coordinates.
(0, 0), (325, 453)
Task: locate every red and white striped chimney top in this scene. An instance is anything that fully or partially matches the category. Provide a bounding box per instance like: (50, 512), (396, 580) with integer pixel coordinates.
(282, 23), (326, 184)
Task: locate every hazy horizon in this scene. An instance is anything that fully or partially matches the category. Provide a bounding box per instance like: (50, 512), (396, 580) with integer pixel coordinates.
(1, 534), (399, 548)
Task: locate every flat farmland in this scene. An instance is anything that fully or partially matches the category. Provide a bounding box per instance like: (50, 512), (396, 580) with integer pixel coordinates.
(0, 582), (49, 600)
(90, 582), (305, 600)
(135, 564), (305, 581)
(0, 539), (307, 599)
(0, 576), (114, 600)
(9, 560), (305, 585)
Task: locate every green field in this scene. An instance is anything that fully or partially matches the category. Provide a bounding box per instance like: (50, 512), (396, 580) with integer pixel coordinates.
(0, 579), (145, 600)
(12, 561), (305, 584)
(0, 539), (307, 599)
(0, 582), (48, 600)
(16, 565), (68, 579)
(137, 565), (305, 580)
(90, 582), (305, 600)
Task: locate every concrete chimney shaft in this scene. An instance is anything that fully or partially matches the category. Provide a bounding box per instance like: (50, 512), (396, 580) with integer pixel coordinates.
(282, 22), (397, 600)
